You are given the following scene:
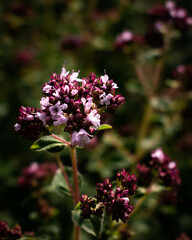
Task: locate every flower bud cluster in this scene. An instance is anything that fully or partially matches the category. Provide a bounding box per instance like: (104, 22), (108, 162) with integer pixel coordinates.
(0, 221), (22, 240)
(137, 148), (181, 187)
(116, 169), (138, 196)
(14, 66), (124, 147)
(80, 169), (137, 223)
(18, 162), (57, 188)
(14, 106), (48, 140)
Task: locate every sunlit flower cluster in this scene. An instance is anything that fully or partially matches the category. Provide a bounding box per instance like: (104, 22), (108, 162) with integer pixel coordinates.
(14, 66), (124, 147)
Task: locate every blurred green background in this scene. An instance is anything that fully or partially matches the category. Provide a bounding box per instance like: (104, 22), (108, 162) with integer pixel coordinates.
(1, 0), (192, 239)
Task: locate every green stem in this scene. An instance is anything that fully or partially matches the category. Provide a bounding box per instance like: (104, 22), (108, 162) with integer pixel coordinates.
(70, 146), (80, 204)
(70, 146), (81, 240)
(51, 133), (71, 146)
(73, 224), (80, 240)
(55, 153), (76, 203)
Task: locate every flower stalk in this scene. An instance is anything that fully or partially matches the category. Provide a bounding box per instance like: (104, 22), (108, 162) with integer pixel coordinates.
(51, 133), (71, 146)
(70, 146), (80, 204)
(70, 145), (81, 240)
(54, 153), (76, 203)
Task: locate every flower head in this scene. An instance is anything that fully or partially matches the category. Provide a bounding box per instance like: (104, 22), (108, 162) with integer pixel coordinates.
(14, 106), (48, 140)
(117, 169), (137, 196)
(80, 170), (137, 223)
(19, 162), (57, 188)
(15, 65), (124, 145)
(148, 1), (192, 32)
(137, 148), (181, 188)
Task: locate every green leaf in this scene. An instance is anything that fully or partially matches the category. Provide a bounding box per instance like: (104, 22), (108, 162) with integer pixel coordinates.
(72, 209), (103, 238)
(97, 124), (112, 131)
(51, 168), (82, 198)
(31, 135), (66, 153)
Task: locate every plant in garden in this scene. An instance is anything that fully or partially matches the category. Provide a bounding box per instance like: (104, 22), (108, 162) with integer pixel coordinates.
(8, 2), (191, 239)
(13, 65), (125, 239)
(12, 63), (185, 239)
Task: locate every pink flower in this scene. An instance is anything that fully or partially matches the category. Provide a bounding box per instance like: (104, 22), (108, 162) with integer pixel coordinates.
(100, 93), (113, 105)
(14, 123), (21, 131)
(60, 66), (69, 79)
(43, 84), (52, 94)
(81, 97), (93, 113)
(87, 109), (100, 128)
(49, 101), (68, 118)
(36, 111), (48, 126)
(71, 129), (92, 147)
(101, 74), (109, 84)
(53, 89), (61, 98)
(53, 114), (68, 125)
(151, 148), (165, 163)
(40, 97), (50, 110)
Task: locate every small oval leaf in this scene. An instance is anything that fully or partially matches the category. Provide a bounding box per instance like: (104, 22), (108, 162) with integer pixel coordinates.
(31, 135), (66, 153)
(97, 124), (112, 131)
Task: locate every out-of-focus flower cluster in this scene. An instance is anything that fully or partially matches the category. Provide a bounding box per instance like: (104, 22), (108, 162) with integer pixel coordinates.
(174, 65), (192, 89)
(14, 66), (124, 147)
(115, 30), (144, 50)
(148, 1), (192, 32)
(18, 162), (57, 189)
(137, 148), (181, 187)
(18, 162), (58, 219)
(80, 169), (137, 223)
(0, 221), (22, 240)
(146, 1), (192, 48)
(115, 1), (192, 50)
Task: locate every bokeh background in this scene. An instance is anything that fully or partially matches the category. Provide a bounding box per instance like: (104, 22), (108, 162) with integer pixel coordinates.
(1, 0), (192, 239)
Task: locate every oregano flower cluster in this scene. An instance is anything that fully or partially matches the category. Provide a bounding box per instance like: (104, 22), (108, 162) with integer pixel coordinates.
(137, 148), (181, 187)
(148, 1), (192, 32)
(115, 1), (192, 50)
(18, 162), (58, 189)
(80, 169), (137, 223)
(14, 66), (124, 147)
